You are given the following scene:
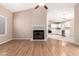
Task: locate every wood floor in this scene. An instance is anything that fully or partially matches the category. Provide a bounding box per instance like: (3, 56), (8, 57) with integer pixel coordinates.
(0, 38), (79, 56)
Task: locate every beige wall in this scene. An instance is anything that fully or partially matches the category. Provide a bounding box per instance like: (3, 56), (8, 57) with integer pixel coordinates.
(13, 7), (47, 39)
(74, 4), (79, 44)
(0, 5), (13, 44)
(30, 7), (47, 26)
(13, 9), (32, 38)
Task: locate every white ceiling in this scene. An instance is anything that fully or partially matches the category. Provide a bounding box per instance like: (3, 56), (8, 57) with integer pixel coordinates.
(47, 3), (76, 22)
(0, 3), (77, 22)
(1, 3), (38, 12)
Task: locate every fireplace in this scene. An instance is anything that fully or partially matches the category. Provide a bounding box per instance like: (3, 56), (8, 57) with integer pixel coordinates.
(33, 30), (44, 40)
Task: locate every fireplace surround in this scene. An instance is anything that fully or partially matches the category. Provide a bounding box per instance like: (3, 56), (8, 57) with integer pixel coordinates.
(33, 30), (44, 40)
(32, 25), (47, 41)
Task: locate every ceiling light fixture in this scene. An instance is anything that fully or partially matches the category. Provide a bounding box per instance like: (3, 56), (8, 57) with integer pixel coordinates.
(35, 3), (48, 9)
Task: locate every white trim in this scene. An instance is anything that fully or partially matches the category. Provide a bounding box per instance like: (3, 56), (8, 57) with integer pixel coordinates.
(31, 39), (47, 41)
(0, 38), (12, 45)
(65, 40), (79, 45)
(13, 38), (47, 41)
(0, 15), (7, 36)
(13, 38), (32, 40)
(46, 10), (49, 39)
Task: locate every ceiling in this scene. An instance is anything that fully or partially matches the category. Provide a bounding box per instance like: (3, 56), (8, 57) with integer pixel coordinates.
(1, 3), (38, 12)
(47, 3), (76, 22)
(0, 3), (77, 22)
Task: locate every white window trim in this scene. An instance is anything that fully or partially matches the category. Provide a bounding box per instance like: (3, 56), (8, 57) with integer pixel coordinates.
(0, 15), (7, 36)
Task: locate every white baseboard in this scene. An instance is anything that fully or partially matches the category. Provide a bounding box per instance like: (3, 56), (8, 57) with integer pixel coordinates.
(31, 39), (47, 41)
(13, 38), (47, 41)
(0, 38), (12, 45)
(13, 38), (32, 40)
(68, 41), (79, 45)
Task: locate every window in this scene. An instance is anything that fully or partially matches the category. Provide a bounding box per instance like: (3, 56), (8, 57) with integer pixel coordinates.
(0, 15), (7, 36)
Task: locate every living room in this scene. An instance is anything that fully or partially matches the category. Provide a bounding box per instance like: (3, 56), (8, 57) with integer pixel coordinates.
(0, 3), (79, 56)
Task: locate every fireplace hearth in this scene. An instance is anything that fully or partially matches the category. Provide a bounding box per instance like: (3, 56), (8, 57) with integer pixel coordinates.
(33, 30), (44, 40)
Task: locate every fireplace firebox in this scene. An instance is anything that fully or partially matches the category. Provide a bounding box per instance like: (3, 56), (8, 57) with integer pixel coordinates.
(33, 30), (44, 40)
